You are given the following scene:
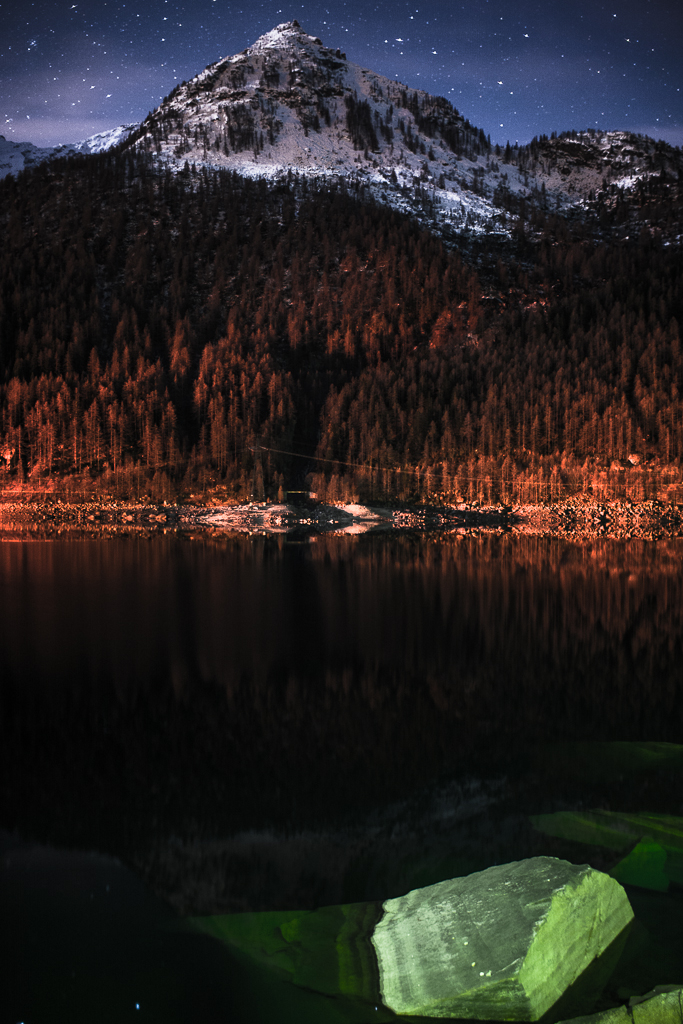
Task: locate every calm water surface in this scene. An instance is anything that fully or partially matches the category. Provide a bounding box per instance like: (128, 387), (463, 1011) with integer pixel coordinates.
(1, 532), (682, 1023)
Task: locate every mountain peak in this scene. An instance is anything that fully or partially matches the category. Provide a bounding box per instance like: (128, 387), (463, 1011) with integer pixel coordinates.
(0, 123), (136, 180)
(248, 20), (324, 54)
(225, 20), (347, 68)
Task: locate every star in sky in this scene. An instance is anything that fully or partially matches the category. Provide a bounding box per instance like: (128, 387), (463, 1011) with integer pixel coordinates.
(1, 0), (681, 147)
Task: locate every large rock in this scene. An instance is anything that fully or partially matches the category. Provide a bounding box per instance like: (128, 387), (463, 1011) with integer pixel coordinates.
(371, 856), (633, 1020)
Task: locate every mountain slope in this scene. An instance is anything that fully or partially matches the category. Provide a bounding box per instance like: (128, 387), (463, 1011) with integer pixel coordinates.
(0, 148), (682, 504)
(503, 129), (683, 240)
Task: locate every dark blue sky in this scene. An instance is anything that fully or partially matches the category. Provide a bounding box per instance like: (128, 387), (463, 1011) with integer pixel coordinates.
(2, 0), (682, 148)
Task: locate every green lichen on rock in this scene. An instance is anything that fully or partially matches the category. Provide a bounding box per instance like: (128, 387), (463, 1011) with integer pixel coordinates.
(530, 812), (637, 852)
(371, 856), (634, 1020)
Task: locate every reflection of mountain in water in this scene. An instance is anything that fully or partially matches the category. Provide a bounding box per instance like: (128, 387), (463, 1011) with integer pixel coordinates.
(135, 776), (511, 915)
(1, 533), (683, 888)
(134, 745), (683, 915)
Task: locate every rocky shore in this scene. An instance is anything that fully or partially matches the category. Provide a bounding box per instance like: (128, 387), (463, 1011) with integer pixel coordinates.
(0, 494), (681, 539)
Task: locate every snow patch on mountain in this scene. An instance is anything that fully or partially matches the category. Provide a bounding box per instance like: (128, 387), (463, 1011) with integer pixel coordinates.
(73, 123), (138, 154)
(0, 137), (58, 180)
(0, 124), (137, 180)
(247, 21), (320, 54)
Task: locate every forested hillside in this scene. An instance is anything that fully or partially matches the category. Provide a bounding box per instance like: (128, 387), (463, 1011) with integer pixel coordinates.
(0, 150), (681, 502)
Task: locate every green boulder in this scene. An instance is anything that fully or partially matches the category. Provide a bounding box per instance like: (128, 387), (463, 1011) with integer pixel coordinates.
(371, 856), (634, 1020)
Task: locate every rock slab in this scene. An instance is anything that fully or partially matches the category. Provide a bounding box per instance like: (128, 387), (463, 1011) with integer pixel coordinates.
(371, 856), (633, 1020)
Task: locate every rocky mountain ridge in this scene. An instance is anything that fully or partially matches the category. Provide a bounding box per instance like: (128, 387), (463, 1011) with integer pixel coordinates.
(3, 21), (682, 240)
(120, 21), (683, 240)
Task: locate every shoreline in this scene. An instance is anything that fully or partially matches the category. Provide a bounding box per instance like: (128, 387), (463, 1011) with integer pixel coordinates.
(0, 494), (682, 540)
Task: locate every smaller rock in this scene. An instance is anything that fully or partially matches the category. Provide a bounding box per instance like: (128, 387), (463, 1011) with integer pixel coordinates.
(610, 837), (669, 891)
(560, 986), (683, 1024)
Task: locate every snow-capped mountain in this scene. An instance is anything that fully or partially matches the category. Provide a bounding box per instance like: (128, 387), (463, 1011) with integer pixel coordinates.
(0, 124), (137, 180)
(124, 20), (505, 234)
(120, 21), (681, 238)
(3, 22), (681, 239)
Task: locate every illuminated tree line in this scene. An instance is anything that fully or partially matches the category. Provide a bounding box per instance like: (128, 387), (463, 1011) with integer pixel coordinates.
(0, 150), (681, 501)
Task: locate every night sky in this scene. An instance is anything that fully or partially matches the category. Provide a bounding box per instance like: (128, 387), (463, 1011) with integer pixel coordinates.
(2, 0), (682, 149)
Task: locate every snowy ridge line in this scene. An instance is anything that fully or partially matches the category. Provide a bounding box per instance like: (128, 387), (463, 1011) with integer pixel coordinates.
(0, 124), (137, 180)
(3, 21), (681, 242)
(120, 22), (682, 237)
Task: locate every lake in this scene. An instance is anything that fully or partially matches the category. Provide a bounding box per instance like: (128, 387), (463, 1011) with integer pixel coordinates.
(1, 529), (682, 1023)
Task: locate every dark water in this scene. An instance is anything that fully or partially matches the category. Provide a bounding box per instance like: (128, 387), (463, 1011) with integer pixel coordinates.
(1, 532), (682, 1022)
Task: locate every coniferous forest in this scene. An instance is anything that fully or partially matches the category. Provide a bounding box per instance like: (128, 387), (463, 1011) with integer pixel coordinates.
(1, 149), (682, 503)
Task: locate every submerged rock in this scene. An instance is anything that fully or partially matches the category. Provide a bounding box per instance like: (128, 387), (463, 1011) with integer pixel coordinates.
(610, 838), (669, 891)
(371, 856), (633, 1020)
(560, 985), (683, 1024)
(531, 810), (683, 890)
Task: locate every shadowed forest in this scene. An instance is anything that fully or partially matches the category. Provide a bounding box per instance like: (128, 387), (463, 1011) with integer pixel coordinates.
(1, 150), (682, 502)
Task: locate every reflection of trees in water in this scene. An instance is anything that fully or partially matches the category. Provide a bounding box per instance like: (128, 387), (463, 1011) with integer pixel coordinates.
(1, 534), (682, 848)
